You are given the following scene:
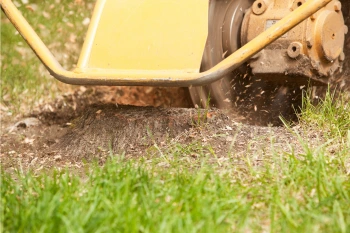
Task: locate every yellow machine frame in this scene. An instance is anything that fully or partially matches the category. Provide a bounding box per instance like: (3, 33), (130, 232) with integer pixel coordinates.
(1, 0), (333, 87)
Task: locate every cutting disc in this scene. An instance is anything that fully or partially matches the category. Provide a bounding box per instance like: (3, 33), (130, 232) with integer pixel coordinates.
(189, 0), (253, 109)
(189, 0), (303, 125)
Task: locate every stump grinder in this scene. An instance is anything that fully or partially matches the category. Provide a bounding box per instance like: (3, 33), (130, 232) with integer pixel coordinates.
(1, 0), (349, 120)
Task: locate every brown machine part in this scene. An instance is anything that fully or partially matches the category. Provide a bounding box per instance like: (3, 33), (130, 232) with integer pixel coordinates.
(241, 0), (347, 84)
(189, 0), (348, 125)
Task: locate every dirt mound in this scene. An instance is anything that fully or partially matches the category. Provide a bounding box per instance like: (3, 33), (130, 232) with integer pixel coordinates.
(1, 88), (302, 174)
(54, 105), (210, 159)
(0, 87), (286, 172)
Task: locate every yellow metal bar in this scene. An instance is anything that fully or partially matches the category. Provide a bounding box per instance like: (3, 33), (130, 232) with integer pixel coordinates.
(77, 0), (106, 69)
(1, 0), (332, 87)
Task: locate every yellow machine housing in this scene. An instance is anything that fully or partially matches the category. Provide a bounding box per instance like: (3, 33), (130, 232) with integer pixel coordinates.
(76, 0), (208, 73)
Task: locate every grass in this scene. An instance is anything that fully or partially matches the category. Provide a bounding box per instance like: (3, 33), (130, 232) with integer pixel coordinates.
(2, 135), (349, 232)
(300, 89), (350, 138)
(1, 0), (94, 113)
(2, 91), (350, 232)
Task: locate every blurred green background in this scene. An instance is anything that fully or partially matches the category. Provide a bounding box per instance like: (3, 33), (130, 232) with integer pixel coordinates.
(1, 0), (94, 113)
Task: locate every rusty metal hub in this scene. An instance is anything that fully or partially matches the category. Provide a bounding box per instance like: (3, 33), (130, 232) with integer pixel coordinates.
(241, 0), (347, 84)
(189, 0), (254, 108)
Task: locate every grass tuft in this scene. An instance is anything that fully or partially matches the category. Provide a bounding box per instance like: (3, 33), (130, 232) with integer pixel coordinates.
(299, 88), (350, 138)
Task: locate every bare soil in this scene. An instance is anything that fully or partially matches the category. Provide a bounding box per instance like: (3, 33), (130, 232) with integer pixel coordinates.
(0, 86), (321, 174)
